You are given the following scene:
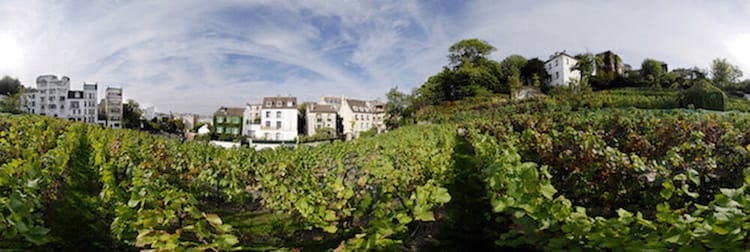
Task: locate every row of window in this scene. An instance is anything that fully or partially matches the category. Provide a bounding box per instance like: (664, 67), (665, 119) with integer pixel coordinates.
(216, 126), (240, 135)
(265, 121), (283, 129)
(216, 116), (241, 124)
(265, 111), (284, 118)
(354, 114), (371, 121)
(265, 101), (295, 108)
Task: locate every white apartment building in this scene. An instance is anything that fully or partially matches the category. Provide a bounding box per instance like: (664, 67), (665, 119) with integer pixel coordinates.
(21, 75), (98, 123)
(100, 87), (123, 128)
(255, 96), (298, 141)
(306, 103), (337, 136)
(545, 51), (581, 87)
(319, 96), (385, 139)
(243, 103), (261, 136)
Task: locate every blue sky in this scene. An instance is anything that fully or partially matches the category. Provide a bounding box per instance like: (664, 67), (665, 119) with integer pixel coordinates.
(1, 0), (749, 115)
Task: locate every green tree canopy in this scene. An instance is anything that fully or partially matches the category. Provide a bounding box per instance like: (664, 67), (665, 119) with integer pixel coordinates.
(641, 59), (664, 80)
(710, 58), (743, 87)
(521, 58), (548, 86)
(572, 53), (596, 83)
(448, 39), (496, 69)
(384, 87), (416, 129)
(500, 55), (527, 80)
(417, 39), (505, 105)
(0, 76), (22, 96)
(122, 99), (143, 129)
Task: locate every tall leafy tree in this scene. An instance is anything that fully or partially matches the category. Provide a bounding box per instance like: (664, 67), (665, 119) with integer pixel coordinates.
(521, 58), (548, 86)
(418, 39), (504, 105)
(500, 55), (527, 81)
(122, 99), (143, 129)
(572, 53), (596, 83)
(385, 87), (416, 129)
(448, 39), (497, 69)
(640, 59), (664, 81)
(710, 58), (743, 87)
(0, 75), (22, 96)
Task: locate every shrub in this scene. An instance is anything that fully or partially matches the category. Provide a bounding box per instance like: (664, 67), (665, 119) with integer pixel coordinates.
(677, 80), (725, 111)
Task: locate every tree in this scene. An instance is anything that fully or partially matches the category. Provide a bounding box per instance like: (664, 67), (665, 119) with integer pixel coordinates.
(448, 39), (496, 69)
(0, 76), (22, 96)
(641, 59), (664, 81)
(508, 74), (522, 99)
(500, 55), (527, 80)
(572, 53), (596, 84)
(0, 76), (23, 113)
(384, 87), (416, 129)
(416, 39), (505, 105)
(521, 58), (548, 87)
(122, 99), (143, 129)
(710, 58), (743, 87)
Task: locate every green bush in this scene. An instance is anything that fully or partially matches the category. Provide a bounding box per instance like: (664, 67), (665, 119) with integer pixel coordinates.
(677, 80), (725, 111)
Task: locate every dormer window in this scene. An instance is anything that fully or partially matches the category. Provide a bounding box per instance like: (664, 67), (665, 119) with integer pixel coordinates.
(266, 102), (272, 106)
(276, 101), (282, 107)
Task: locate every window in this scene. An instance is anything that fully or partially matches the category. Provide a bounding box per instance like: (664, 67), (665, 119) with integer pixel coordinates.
(355, 115), (359, 120)
(276, 121), (281, 129)
(276, 111), (281, 118)
(265, 121), (270, 127)
(233, 116), (240, 124)
(555, 59), (558, 66)
(233, 128), (239, 134)
(275, 133), (281, 140)
(276, 101), (282, 107)
(216, 116), (224, 123)
(266, 102), (271, 107)
(265, 111), (270, 118)
(264, 133), (270, 139)
(556, 72), (559, 79)
(217, 126), (224, 133)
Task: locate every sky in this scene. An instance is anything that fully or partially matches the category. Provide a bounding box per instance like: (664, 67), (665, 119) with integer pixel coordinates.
(0, 0), (749, 115)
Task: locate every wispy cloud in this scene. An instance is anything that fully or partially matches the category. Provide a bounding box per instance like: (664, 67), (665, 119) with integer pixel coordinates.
(0, 0), (748, 114)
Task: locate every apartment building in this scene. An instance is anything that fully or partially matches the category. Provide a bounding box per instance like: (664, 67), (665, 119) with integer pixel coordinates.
(255, 96), (298, 141)
(21, 75), (98, 123)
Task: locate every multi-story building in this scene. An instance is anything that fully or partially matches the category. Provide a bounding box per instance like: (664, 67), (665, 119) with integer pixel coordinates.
(243, 103), (261, 136)
(306, 103), (337, 137)
(21, 75), (98, 123)
(82, 82), (98, 123)
(213, 107), (244, 136)
(100, 87), (123, 128)
(255, 96), (298, 141)
(318, 96), (385, 139)
(545, 51), (581, 87)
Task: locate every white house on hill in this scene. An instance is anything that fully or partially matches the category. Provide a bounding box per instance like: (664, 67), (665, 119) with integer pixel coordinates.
(545, 51), (581, 87)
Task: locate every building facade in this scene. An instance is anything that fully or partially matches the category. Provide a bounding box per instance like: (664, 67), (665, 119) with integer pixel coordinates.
(545, 51), (581, 87)
(21, 75), (99, 124)
(213, 107), (244, 136)
(99, 87), (123, 128)
(318, 96), (386, 139)
(256, 96), (298, 141)
(306, 103), (337, 137)
(243, 103), (261, 136)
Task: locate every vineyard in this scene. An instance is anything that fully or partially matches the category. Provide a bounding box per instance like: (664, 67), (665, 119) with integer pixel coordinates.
(4, 91), (750, 250)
